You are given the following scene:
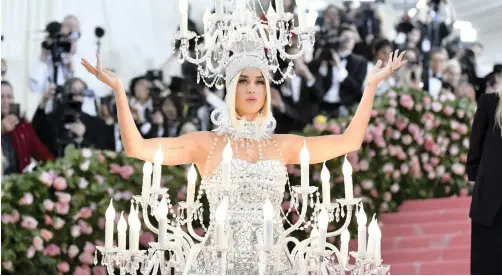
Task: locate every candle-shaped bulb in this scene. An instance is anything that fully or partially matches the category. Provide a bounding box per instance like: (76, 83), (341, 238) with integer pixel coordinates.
(179, 0), (188, 14)
(318, 208), (329, 230)
(154, 145), (163, 165)
(307, 10), (318, 27)
(357, 205), (367, 226)
(263, 198), (274, 220)
(373, 219), (382, 240)
(368, 214), (377, 236)
(342, 155), (352, 176)
(310, 226), (319, 238)
(156, 197), (169, 219)
(105, 199), (115, 220)
(215, 198), (228, 223)
(223, 138), (233, 162)
(128, 205), (141, 231)
(118, 211), (127, 232)
(143, 161), (153, 175)
(187, 164), (197, 184)
(203, 9), (211, 25)
(299, 140), (310, 165)
(321, 162), (330, 182)
(341, 228), (350, 243)
(295, 0), (304, 8)
(267, 5), (276, 18)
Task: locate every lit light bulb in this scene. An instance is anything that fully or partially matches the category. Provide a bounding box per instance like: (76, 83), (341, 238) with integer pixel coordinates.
(143, 161), (153, 175)
(118, 211), (127, 232)
(154, 144), (163, 165)
(187, 164), (197, 184)
(321, 162), (330, 183)
(341, 228), (350, 243)
(179, 0), (188, 14)
(342, 155), (352, 176)
(318, 208), (329, 230)
(105, 199), (115, 221)
(299, 140), (310, 165)
(356, 205), (367, 226)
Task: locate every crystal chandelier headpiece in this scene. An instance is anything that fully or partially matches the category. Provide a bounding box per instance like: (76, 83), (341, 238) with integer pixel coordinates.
(173, 0), (317, 89)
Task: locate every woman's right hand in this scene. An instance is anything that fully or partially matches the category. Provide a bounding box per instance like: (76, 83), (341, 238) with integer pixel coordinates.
(81, 55), (122, 90)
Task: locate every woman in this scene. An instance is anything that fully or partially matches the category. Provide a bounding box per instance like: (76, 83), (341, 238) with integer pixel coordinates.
(467, 90), (502, 274)
(82, 49), (405, 274)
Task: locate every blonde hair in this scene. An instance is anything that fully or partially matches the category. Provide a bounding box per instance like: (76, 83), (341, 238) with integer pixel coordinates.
(496, 87), (502, 130)
(225, 70), (272, 127)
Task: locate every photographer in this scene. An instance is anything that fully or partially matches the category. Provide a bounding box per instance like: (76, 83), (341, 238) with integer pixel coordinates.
(32, 78), (104, 157)
(1, 81), (53, 175)
(365, 38), (395, 95)
(29, 15), (98, 116)
(313, 26), (368, 118)
(143, 94), (187, 138)
(421, 48), (448, 97)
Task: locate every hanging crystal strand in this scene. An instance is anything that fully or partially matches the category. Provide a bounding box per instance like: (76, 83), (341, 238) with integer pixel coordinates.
(335, 203), (340, 222)
(94, 249), (98, 265)
(341, 205), (345, 218)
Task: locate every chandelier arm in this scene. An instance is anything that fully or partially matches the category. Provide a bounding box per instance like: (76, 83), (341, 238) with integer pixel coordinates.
(276, 46), (306, 60)
(326, 205), (354, 238)
(140, 202), (159, 235)
(106, 265), (115, 275)
(180, 46), (212, 65)
(182, 244), (202, 275)
(276, 192), (308, 250)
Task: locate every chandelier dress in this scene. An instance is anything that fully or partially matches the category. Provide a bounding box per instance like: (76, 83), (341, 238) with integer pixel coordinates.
(188, 109), (295, 274)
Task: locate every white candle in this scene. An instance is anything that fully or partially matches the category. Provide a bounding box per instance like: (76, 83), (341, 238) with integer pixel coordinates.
(128, 203), (141, 251)
(187, 164), (197, 205)
(117, 211), (127, 251)
(215, 197), (228, 249)
(356, 206), (367, 256)
(374, 219), (382, 264)
(263, 198), (274, 247)
(340, 228), (350, 267)
(152, 145), (163, 191)
(366, 214), (377, 256)
(142, 162), (152, 201)
(105, 199), (115, 249)
(342, 155), (353, 200)
(299, 140), (310, 189)
(275, 0), (284, 15)
(317, 208), (329, 253)
(296, 0), (306, 28)
(216, 0), (223, 16)
(321, 162), (330, 209)
(222, 138), (232, 187)
(179, 0), (189, 37)
(156, 197), (169, 247)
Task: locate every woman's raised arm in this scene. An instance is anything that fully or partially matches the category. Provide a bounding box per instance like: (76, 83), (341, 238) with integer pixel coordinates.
(81, 56), (211, 166)
(280, 50), (407, 165)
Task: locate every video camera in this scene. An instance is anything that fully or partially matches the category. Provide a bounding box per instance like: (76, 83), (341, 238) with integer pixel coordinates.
(41, 21), (74, 63)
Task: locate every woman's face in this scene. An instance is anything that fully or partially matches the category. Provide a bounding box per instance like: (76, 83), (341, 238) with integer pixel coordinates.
(134, 79), (150, 101)
(235, 68), (267, 120)
(1, 84), (14, 117)
(162, 98), (178, 121)
(444, 66), (461, 86)
(404, 51), (418, 64)
(376, 46), (393, 65)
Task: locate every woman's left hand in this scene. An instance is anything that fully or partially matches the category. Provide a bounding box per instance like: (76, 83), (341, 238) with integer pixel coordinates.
(367, 50), (407, 85)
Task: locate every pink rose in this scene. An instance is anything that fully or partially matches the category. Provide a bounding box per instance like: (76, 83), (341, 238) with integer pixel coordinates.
(2, 261), (13, 271)
(79, 207), (93, 219)
(83, 241), (95, 253)
(327, 123), (341, 134)
(21, 216), (38, 230)
(424, 139), (436, 152)
(441, 173), (451, 183)
(368, 150), (376, 158)
(140, 231), (155, 247)
(451, 132), (461, 141)
(460, 154), (467, 163)
(383, 163), (393, 174)
(313, 121), (327, 132)
(53, 217), (65, 230)
(359, 160), (369, 171)
(460, 188), (469, 197)
(371, 109), (379, 117)
(1, 214), (13, 224)
(95, 175), (105, 185)
(423, 163), (433, 173)
(392, 170), (401, 179)
(399, 94), (414, 110)
(71, 225), (81, 238)
(443, 106), (454, 116)
(55, 192), (72, 203)
(53, 177), (68, 191)
(380, 202), (389, 212)
(33, 236), (44, 251)
(370, 188), (378, 198)
(384, 108), (397, 124)
(98, 217), (106, 230)
(57, 262), (70, 273)
(401, 135), (412, 145)
(397, 151), (407, 160)
(92, 266), (107, 275)
(97, 153), (106, 163)
(68, 245), (80, 259)
(364, 132), (373, 143)
(43, 244), (61, 257)
(422, 96), (432, 105)
(430, 157), (440, 166)
(40, 229), (54, 242)
(78, 177), (89, 189)
(400, 164), (409, 174)
(26, 246), (36, 259)
(395, 119), (408, 130)
(78, 219), (93, 235)
(452, 163), (465, 175)
(390, 183), (400, 193)
(55, 202), (70, 215)
(43, 199), (55, 212)
(19, 192), (34, 205)
(354, 185), (362, 196)
(445, 185), (452, 194)
(431, 101), (442, 112)
(415, 103), (423, 112)
(73, 265), (92, 275)
(78, 252), (94, 264)
(428, 171), (436, 179)
(39, 171), (57, 187)
(383, 192), (392, 202)
(408, 123), (420, 137)
(361, 180), (374, 190)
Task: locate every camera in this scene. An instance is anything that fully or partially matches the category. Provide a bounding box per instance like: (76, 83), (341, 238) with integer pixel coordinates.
(41, 21), (72, 63)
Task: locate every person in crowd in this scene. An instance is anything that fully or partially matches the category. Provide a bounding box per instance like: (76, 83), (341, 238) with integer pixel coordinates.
(144, 94), (185, 138)
(422, 48), (448, 98)
(466, 88), (502, 275)
(441, 59), (475, 101)
(1, 81), (54, 175)
(128, 75), (155, 136)
(313, 26), (368, 117)
(32, 78), (104, 156)
(365, 38), (394, 95)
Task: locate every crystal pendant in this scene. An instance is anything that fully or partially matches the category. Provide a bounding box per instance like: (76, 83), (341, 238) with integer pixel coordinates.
(288, 67), (296, 78)
(178, 52), (185, 64)
(215, 78), (225, 90)
(94, 249), (98, 265)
